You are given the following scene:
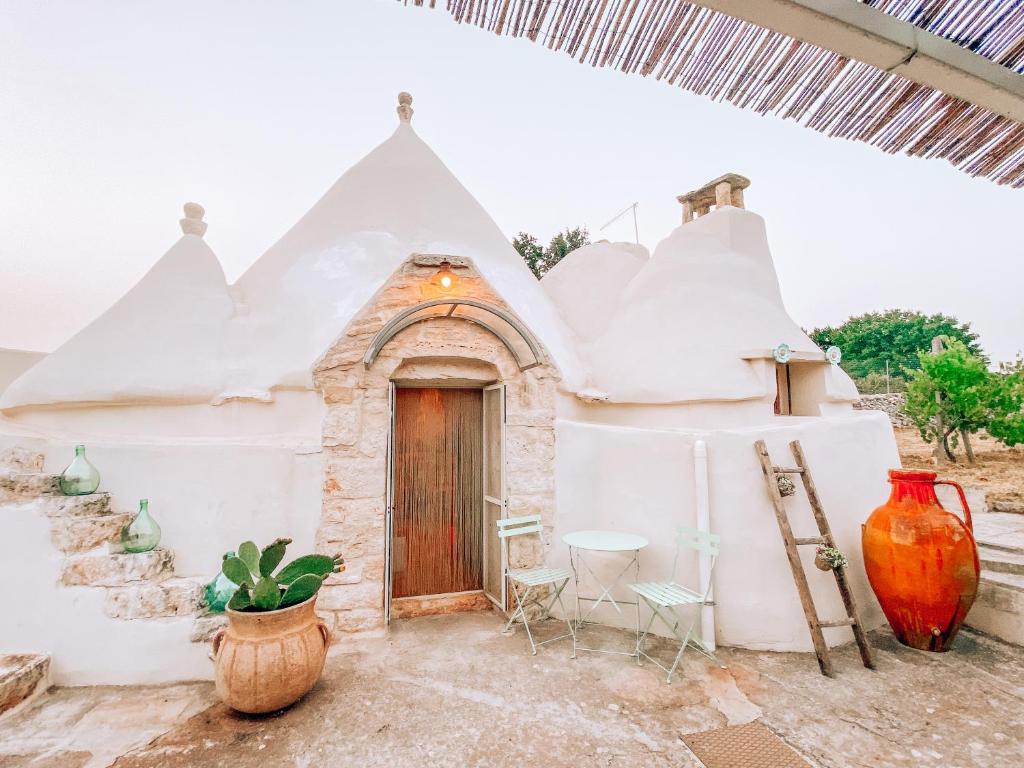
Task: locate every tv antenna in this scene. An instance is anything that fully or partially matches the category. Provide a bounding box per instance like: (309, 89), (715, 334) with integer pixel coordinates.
(600, 201), (639, 244)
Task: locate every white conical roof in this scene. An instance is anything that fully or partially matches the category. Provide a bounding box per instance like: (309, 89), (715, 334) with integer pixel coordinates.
(585, 206), (836, 403)
(230, 114), (585, 395)
(1, 221), (234, 409)
(541, 241), (648, 344)
(2, 101), (586, 409)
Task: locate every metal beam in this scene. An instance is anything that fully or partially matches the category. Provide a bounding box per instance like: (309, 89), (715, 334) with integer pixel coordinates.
(695, 0), (1024, 123)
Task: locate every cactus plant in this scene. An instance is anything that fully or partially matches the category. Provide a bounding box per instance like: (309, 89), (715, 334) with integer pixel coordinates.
(221, 538), (344, 612)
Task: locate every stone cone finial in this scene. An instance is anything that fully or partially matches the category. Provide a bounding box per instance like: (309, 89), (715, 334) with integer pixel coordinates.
(397, 92), (413, 123)
(180, 202), (207, 237)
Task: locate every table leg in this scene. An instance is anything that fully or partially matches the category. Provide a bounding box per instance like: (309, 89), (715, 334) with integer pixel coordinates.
(634, 548), (641, 663)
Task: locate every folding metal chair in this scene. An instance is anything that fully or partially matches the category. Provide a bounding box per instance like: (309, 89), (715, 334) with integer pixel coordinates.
(630, 526), (723, 683)
(498, 515), (575, 655)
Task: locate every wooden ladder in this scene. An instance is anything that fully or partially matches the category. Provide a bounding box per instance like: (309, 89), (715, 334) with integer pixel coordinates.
(754, 439), (875, 677)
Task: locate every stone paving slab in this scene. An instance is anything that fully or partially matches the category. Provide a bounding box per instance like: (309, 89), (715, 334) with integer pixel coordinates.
(0, 682), (214, 768)
(973, 512), (1024, 553)
(1, 612), (1022, 768)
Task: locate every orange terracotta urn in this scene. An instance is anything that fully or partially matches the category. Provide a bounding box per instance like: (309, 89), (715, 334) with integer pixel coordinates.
(862, 469), (979, 652)
(211, 596), (330, 713)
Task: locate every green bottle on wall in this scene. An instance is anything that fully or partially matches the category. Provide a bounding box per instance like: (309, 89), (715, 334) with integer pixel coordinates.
(58, 445), (101, 496)
(121, 499), (161, 553)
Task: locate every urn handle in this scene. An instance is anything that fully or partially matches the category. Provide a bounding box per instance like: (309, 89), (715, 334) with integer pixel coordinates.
(209, 628), (227, 662)
(317, 620), (331, 649)
(936, 480), (973, 533)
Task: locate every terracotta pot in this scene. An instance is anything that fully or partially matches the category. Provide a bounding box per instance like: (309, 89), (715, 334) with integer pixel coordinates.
(211, 595), (330, 713)
(862, 469), (979, 652)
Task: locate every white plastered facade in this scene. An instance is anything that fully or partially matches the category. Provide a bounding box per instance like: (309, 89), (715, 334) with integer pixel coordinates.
(0, 98), (896, 685)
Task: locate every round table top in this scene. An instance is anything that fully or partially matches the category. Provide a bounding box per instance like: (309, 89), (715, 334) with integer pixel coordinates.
(562, 529), (649, 552)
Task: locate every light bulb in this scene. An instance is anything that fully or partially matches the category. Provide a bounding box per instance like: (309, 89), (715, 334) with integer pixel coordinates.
(432, 260), (458, 292)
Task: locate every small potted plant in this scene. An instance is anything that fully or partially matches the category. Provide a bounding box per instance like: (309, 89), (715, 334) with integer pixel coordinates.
(815, 545), (848, 572)
(210, 538), (343, 714)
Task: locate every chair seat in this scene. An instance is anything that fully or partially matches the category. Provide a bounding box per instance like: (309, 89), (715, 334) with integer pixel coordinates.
(508, 566), (572, 587)
(629, 581), (704, 607)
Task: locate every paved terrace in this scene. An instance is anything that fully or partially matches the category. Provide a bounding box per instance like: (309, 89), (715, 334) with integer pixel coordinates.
(1, 611), (1021, 768)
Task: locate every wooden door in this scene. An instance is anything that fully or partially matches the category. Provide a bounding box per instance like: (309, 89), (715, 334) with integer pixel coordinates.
(392, 387), (483, 598)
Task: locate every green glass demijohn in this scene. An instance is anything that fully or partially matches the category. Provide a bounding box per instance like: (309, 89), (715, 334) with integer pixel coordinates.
(58, 445), (101, 496)
(203, 551), (239, 613)
(121, 499), (161, 553)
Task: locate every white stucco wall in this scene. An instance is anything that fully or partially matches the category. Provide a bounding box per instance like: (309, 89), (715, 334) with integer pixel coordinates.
(549, 411), (898, 651)
(0, 433), (322, 686)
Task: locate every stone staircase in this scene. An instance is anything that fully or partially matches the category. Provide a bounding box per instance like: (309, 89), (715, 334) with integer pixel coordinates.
(1, 446), (218, 694)
(966, 512), (1024, 646)
(0, 459), (205, 622)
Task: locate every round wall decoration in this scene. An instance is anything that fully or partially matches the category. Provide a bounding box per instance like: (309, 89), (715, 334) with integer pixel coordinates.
(773, 343), (791, 364)
(826, 345), (842, 365)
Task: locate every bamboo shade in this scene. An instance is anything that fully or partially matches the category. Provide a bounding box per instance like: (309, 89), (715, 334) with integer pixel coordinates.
(392, 387), (484, 598)
(398, 1), (1024, 186)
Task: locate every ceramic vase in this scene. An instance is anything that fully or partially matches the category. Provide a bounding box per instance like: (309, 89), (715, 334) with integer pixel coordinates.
(862, 469), (979, 652)
(211, 596), (330, 713)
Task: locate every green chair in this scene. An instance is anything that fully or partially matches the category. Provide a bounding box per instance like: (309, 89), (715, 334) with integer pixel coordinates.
(630, 526), (723, 682)
(498, 515), (575, 655)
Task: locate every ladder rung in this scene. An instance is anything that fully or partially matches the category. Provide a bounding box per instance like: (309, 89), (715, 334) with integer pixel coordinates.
(794, 537), (826, 546)
(819, 618), (857, 628)
(772, 466), (805, 475)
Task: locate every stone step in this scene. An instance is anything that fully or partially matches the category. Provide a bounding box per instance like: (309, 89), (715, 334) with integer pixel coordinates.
(0, 654), (50, 718)
(0, 472), (60, 501)
(971, 512), (1024, 554)
(49, 513), (133, 554)
(61, 548), (174, 587)
(966, 571), (1024, 647)
(0, 447), (44, 473)
(191, 611), (228, 642)
(979, 545), (1024, 577)
(41, 493), (113, 518)
(104, 578), (204, 620)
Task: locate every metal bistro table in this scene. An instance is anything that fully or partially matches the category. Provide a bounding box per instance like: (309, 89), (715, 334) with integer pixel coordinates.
(563, 529), (649, 658)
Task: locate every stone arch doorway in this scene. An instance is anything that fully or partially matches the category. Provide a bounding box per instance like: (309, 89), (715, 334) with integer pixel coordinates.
(311, 256), (559, 636)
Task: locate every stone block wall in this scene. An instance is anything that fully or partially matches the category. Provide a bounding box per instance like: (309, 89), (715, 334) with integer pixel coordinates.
(854, 393), (912, 427)
(312, 257), (560, 635)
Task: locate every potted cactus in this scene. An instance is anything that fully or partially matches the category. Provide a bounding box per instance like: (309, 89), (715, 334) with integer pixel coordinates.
(210, 538), (343, 714)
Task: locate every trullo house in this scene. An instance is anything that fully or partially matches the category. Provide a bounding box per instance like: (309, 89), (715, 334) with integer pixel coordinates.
(0, 93), (897, 685)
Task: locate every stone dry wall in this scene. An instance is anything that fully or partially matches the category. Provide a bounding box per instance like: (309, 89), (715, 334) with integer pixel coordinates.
(312, 257), (560, 636)
(854, 393), (912, 427)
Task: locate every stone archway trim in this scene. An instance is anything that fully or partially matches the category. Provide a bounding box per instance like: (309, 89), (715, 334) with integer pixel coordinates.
(362, 298), (547, 371)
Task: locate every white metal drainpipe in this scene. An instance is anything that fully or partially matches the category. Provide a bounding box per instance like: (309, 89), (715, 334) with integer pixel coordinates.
(694, 439), (716, 652)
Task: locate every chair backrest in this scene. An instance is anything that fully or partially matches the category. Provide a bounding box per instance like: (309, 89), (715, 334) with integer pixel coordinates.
(497, 515), (542, 538)
(496, 515), (542, 565)
(671, 526), (720, 594)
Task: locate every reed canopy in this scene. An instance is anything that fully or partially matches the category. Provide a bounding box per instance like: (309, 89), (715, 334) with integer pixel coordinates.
(399, 0), (1024, 187)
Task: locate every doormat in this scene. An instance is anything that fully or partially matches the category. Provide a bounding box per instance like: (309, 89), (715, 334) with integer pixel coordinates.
(682, 721), (810, 768)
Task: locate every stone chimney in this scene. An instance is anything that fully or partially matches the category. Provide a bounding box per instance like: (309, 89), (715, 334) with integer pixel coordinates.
(676, 173), (750, 224)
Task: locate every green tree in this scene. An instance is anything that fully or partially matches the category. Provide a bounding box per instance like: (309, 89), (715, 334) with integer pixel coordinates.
(512, 227), (590, 279)
(987, 366), (1024, 448)
(904, 338), (992, 462)
(811, 310), (982, 389)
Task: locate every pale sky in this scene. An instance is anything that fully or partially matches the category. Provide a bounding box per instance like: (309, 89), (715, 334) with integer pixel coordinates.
(2, 1), (1021, 364)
